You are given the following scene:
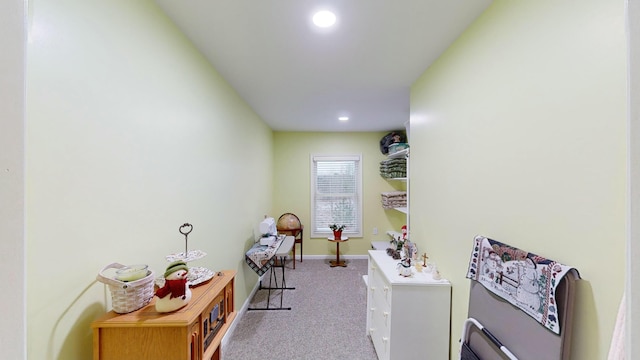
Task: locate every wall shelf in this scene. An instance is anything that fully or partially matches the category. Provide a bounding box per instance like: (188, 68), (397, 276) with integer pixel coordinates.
(382, 148), (409, 221)
(387, 148), (409, 159)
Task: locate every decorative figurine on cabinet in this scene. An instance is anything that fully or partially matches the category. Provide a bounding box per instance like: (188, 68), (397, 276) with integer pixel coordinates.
(432, 265), (442, 280)
(155, 260), (192, 313)
(403, 239), (418, 260)
(415, 261), (423, 272)
(397, 258), (412, 277)
(422, 252), (429, 267)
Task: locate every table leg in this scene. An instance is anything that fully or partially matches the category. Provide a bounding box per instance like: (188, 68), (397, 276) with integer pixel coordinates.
(330, 242), (347, 267)
(248, 255), (295, 311)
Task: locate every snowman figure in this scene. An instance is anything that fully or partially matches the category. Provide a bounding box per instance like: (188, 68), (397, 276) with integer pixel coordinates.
(155, 260), (192, 313)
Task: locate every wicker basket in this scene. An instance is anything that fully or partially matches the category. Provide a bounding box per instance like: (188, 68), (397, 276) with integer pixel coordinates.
(97, 263), (155, 314)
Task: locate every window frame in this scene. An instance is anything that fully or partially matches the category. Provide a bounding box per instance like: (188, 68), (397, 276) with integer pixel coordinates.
(310, 153), (363, 238)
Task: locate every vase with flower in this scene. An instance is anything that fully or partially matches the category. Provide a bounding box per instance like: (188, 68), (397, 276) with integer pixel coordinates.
(329, 224), (346, 240)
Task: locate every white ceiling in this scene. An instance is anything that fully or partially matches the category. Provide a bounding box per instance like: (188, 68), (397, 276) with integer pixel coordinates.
(155, 0), (492, 132)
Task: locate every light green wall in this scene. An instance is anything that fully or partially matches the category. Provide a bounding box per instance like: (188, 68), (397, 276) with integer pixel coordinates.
(409, 1), (626, 359)
(1, 1), (26, 359)
(273, 132), (406, 257)
(630, 2), (640, 357)
(26, 0), (272, 359)
(23, 0), (629, 358)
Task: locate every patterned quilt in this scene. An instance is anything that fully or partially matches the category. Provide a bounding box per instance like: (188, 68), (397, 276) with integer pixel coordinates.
(466, 235), (580, 334)
(245, 235), (284, 276)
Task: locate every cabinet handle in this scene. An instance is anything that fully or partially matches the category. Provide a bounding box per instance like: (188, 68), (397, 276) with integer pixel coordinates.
(383, 311), (389, 318)
(370, 307), (376, 312)
(382, 337), (389, 343)
(191, 333), (197, 360)
(369, 328), (375, 333)
(371, 286), (376, 292)
(383, 286), (389, 292)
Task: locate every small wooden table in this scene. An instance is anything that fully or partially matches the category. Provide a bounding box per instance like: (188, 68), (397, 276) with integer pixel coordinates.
(328, 237), (349, 267)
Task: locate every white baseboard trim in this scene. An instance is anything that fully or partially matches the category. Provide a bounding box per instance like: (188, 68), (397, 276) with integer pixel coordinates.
(296, 254), (369, 260)
(221, 273), (264, 352)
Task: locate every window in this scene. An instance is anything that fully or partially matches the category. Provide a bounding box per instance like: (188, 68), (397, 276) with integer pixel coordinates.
(310, 154), (362, 237)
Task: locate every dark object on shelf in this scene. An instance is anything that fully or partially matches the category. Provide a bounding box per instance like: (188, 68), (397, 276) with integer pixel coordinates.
(386, 248), (401, 259)
(379, 131), (407, 155)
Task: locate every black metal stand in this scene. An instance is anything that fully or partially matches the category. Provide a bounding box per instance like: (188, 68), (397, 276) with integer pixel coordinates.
(247, 256), (295, 311)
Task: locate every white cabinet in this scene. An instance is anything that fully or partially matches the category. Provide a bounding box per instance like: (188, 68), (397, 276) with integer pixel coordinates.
(366, 250), (451, 360)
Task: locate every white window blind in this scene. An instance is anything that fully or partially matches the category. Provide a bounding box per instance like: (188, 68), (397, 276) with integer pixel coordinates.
(310, 154), (362, 237)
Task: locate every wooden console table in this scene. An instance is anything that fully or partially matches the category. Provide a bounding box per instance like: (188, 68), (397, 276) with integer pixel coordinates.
(92, 270), (236, 360)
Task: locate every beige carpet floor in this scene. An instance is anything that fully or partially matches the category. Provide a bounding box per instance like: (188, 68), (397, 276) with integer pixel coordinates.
(221, 258), (378, 360)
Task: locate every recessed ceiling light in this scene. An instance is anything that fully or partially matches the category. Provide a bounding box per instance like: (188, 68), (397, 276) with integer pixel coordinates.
(338, 116), (349, 121)
(313, 11), (336, 28)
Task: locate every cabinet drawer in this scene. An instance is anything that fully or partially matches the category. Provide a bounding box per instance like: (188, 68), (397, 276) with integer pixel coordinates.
(371, 304), (390, 338)
(369, 270), (392, 306)
(368, 256), (383, 287)
(95, 326), (189, 360)
(370, 294), (391, 326)
(370, 324), (390, 360)
(372, 279), (391, 307)
(369, 293), (391, 360)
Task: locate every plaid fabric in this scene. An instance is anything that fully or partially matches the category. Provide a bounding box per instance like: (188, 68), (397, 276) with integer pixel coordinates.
(246, 256), (275, 276)
(245, 237), (284, 276)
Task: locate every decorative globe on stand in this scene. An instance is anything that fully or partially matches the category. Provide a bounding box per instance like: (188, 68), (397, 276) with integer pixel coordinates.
(276, 213), (304, 268)
(276, 213), (302, 230)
